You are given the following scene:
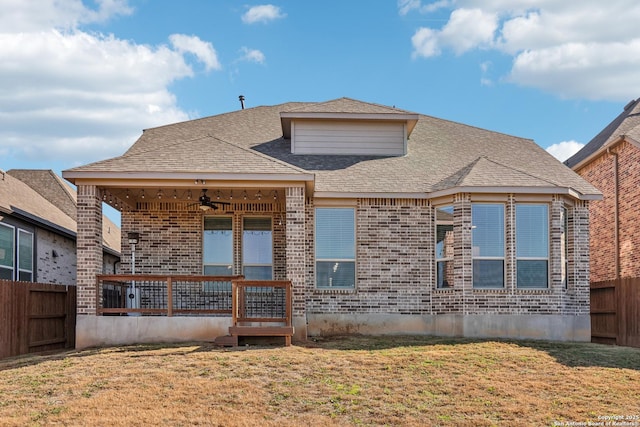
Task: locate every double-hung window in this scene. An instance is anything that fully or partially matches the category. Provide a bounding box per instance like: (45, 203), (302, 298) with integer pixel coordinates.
(203, 217), (233, 276)
(472, 204), (505, 288)
(242, 217), (273, 280)
(315, 208), (355, 288)
(516, 204), (549, 289)
(436, 206), (454, 288)
(0, 223), (15, 280)
(17, 230), (33, 281)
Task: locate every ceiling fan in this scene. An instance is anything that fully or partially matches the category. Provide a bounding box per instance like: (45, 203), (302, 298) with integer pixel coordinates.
(191, 189), (230, 211)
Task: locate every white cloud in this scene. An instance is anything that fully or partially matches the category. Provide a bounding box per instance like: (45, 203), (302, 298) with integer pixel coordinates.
(239, 47), (266, 64)
(546, 140), (585, 162)
(241, 5), (286, 24)
(404, 0), (640, 101)
(169, 34), (221, 71)
(0, 2), (220, 166)
(0, 0), (132, 31)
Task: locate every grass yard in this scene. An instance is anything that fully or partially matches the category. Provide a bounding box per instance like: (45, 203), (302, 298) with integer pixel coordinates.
(0, 336), (638, 426)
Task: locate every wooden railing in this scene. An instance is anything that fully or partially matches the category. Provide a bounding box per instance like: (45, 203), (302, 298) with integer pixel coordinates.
(96, 275), (292, 324)
(96, 274), (244, 316)
(231, 279), (292, 327)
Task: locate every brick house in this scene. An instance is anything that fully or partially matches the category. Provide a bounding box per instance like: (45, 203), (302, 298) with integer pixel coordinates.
(565, 98), (640, 282)
(0, 169), (120, 284)
(63, 98), (600, 348)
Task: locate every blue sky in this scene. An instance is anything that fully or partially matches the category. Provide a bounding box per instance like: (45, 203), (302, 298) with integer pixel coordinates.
(1, 1), (638, 190)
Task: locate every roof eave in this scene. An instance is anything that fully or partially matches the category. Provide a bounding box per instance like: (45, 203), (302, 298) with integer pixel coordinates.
(315, 186), (602, 201)
(568, 135), (640, 171)
(63, 171), (315, 185)
(427, 186), (602, 201)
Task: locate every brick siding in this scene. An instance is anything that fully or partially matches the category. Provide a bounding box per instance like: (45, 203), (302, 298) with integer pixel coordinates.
(576, 140), (640, 282)
(84, 189), (589, 319)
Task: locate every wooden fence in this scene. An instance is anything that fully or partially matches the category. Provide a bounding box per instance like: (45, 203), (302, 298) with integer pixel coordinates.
(0, 280), (76, 359)
(590, 278), (640, 348)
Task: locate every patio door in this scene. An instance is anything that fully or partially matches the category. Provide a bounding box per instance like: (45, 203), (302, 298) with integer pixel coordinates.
(242, 217), (273, 280)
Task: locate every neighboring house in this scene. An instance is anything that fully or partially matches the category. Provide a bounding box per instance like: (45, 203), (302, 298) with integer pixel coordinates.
(565, 98), (640, 282)
(63, 97), (600, 348)
(0, 169), (121, 284)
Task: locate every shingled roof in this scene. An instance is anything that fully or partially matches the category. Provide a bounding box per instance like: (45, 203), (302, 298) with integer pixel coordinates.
(65, 98), (600, 199)
(4, 169), (121, 254)
(565, 98), (640, 169)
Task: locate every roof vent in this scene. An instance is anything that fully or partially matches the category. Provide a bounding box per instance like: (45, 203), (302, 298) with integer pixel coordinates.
(623, 99), (637, 111)
(0, 169), (4, 181)
(239, 95), (245, 110)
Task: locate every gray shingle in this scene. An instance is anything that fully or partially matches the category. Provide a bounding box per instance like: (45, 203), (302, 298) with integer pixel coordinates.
(65, 97), (600, 199)
(565, 98), (640, 168)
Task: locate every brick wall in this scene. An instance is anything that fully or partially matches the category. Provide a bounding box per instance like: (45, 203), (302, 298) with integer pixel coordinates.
(120, 201), (287, 277)
(112, 192), (590, 318)
(36, 229), (76, 285)
(576, 140), (640, 282)
(306, 194), (589, 317)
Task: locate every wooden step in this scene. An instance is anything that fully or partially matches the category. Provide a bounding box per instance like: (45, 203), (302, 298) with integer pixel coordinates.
(229, 325), (294, 346)
(214, 334), (238, 347)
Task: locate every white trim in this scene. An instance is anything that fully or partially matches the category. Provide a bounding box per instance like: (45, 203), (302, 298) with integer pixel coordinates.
(63, 171), (314, 184)
(314, 207), (357, 289)
(0, 223), (15, 278)
(17, 229), (34, 281)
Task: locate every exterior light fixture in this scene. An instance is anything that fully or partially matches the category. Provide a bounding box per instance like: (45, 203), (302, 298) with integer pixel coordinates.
(127, 232), (140, 245)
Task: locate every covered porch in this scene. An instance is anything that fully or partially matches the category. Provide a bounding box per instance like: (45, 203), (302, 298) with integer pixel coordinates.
(68, 177), (310, 349)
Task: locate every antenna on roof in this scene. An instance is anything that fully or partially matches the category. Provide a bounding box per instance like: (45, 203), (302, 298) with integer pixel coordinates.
(239, 95), (245, 110)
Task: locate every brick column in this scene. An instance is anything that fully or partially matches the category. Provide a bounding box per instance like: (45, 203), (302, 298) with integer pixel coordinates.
(572, 201), (591, 315)
(454, 193), (472, 314)
(285, 186), (306, 339)
(76, 185), (103, 315)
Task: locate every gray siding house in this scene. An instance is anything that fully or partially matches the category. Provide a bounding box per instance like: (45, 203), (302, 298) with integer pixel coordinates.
(0, 169), (120, 284)
(63, 98), (600, 348)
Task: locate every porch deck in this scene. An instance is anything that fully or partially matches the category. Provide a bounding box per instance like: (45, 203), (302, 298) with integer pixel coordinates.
(96, 275), (294, 345)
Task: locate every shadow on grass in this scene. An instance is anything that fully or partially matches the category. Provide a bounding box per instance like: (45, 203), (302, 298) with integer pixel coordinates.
(304, 334), (640, 371)
(2, 335), (639, 372)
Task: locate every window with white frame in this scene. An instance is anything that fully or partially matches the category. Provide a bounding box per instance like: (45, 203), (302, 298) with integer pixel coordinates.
(203, 217), (233, 276)
(17, 229), (33, 282)
(315, 207), (355, 288)
(472, 203), (505, 288)
(0, 223), (14, 280)
(436, 205), (454, 288)
(242, 217), (273, 280)
(516, 204), (549, 289)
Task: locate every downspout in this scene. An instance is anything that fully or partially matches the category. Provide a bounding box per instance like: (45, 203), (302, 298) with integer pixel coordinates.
(608, 148), (620, 279)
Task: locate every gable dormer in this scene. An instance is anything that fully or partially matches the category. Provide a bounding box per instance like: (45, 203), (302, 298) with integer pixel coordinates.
(280, 98), (419, 156)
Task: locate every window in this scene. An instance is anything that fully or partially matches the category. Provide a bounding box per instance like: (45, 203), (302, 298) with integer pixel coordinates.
(436, 206), (454, 288)
(472, 204), (505, 288)
(516, 204), (549, 289)
(243, 217), (273, 280)
(17, 230), (33, 282)
(315, 208), (355, 288)
(203, 217), (233, 276)
(0, 223), (14, 280)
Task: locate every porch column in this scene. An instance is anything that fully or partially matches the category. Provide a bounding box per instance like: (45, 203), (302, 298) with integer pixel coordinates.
(76, 184), (103, 315)
(285, 186), (307, 340)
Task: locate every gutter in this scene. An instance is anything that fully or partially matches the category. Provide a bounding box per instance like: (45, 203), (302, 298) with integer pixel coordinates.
(608, 148), (620, 279)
